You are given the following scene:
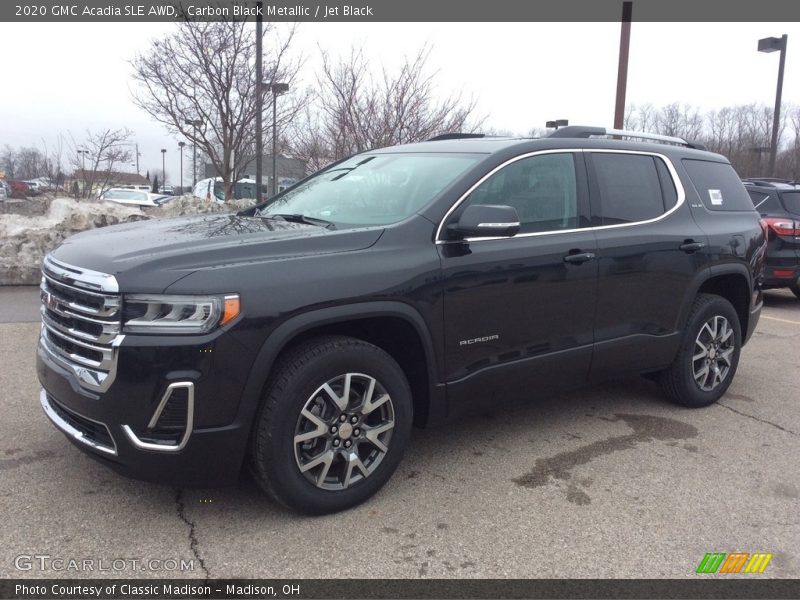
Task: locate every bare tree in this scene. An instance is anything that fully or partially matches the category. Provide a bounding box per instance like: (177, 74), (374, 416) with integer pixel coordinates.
(289, 45), (483, 171)
(131, 22), (305, 201)
(68, 128), (134, 198)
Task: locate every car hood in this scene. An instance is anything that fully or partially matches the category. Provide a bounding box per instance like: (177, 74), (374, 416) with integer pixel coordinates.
(50, 213), (384, 293)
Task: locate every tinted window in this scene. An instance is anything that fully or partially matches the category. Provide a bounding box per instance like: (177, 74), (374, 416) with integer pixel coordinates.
(592, 153), (665, 224)
(780, 191), (800, 216)
(655, 158), (678, 210)
(747, 190), (784, 215)
(682, 159), (753, 212)
(461, 153), (579, 234)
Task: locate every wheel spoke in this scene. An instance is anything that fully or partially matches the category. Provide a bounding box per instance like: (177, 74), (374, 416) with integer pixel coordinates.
(694, 364), (709, 385)
(321, 382), (348, 412)
(362, 393), (390, 416)
(718, 347), (734, 366)
(364, 421), (394, 452)
(343, 452), (369, 488)
(720, 323), (733, 343)
(299, 449), (334, 474)
(294, 408), (328, 444)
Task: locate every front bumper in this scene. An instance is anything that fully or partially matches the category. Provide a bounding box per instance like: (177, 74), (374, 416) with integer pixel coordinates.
(37, 330), (255, 487)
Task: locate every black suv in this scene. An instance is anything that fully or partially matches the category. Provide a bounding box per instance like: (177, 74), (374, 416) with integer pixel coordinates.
(37, 126), (764, 514)
(742, 178), (800, 298)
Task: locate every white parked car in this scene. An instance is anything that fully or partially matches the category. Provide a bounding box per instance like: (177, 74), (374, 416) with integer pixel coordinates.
(99, 188), (168, 207)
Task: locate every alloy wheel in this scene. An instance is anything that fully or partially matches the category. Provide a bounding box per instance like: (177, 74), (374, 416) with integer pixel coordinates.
(692, 315), (735, 392)
(293, 373), (395, 490)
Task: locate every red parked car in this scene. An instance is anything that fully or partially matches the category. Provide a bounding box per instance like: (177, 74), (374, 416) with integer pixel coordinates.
(8, 180), (31, 197)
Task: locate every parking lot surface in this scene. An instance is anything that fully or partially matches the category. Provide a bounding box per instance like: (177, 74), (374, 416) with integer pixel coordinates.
(0, 287), (798, 579)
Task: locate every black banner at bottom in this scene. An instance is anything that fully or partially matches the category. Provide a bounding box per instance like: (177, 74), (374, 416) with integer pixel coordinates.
(2, 579), (800, 600)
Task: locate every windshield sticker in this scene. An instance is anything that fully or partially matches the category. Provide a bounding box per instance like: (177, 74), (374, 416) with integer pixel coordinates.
(709, 189), (724, 205)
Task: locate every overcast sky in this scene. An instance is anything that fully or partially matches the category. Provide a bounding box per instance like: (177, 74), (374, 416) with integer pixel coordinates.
(1, 21), (798, 183)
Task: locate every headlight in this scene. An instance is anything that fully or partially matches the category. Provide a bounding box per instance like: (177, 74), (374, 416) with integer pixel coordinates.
(122, 294), (240, 334)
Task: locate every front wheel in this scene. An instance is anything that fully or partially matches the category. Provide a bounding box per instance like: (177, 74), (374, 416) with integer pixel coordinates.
(250, 335), (412, 514)
(660, 294), (742, 408)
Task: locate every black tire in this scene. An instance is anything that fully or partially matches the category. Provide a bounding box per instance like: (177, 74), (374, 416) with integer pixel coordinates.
(660, 294), (742, 408)
(250, 335), (412, 515)
(790, 282), (800, 300)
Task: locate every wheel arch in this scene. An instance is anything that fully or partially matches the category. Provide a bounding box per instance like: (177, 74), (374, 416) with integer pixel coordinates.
(238, 302), (444, 433)
(678, 264), (753, 342)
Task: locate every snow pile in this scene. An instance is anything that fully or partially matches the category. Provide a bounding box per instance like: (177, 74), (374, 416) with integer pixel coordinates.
(0, 198), (151, 285)
(1, 196), (262, 285)
(143, 195), (258, 218)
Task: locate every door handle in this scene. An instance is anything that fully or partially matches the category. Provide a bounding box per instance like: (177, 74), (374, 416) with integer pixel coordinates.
(679, 241), (706, 253)
(563, 252), (596, 264)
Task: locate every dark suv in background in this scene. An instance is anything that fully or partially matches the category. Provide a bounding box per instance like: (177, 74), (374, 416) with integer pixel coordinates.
(37, 126), (764, 514)
(743, 178), (800, 298)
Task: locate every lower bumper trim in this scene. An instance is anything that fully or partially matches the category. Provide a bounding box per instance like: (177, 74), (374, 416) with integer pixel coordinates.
(40, 389), (117, 456)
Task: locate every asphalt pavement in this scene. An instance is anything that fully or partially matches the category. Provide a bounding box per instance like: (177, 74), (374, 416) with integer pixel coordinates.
(0, 286), (798, 579)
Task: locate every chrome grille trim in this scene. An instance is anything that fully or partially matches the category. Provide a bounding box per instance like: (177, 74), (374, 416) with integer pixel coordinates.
(43, 255), (119, 293)
(40, 390), (117, 456)
(39, 257), (123, 393)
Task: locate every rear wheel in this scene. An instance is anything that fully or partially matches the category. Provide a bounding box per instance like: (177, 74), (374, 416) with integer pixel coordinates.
(250, 335), (412, 514)
(660, 294), (741, 408)
(790, 281), (800, 299)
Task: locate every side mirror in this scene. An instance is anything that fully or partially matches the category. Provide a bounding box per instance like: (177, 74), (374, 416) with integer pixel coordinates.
(448, 204), (520, 239)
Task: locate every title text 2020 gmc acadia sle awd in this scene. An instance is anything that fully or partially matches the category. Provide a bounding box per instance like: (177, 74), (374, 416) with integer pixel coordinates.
(37, 127), (764, 514)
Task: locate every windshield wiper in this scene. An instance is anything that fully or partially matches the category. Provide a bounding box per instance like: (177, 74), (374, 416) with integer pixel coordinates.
(266, 213), (336, 230)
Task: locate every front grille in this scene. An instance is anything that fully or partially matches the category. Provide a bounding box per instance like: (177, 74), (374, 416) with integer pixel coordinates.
(39, 257), (122, 392)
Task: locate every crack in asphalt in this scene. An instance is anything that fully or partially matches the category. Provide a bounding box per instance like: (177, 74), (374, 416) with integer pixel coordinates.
(717, 402), (799, 437)
(175, 489), (210, 579)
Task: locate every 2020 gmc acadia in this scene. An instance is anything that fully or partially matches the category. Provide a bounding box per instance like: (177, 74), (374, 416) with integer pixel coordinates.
(37, 126), (765, 514)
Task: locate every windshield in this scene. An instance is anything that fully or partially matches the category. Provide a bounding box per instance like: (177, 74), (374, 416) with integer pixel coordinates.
(258, 153), (481, 226)
(781, 191), (800, 215)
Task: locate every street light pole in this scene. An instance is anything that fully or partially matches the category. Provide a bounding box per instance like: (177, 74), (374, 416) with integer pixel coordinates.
(161, 149), (167, 190)
(178, 142), (186, 193)
(269, 82), (289, 196)
(759, 34), (788, 177)
(184, 118), (202, 186)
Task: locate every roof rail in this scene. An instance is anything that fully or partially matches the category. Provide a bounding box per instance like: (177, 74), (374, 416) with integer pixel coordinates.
(427, 133), (486, 141)
(547, 126), (707, 150)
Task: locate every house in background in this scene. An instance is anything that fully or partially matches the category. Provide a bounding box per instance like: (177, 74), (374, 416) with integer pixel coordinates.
(69, 170), (151, 197)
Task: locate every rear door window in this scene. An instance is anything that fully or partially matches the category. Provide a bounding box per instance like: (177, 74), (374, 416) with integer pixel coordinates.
(591, 153), (666, 224)
(682, 159), (754, 212)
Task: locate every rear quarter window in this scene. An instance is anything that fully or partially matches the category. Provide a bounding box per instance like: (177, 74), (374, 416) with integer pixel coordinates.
(779, 191), (800, 216)
(682, 159), (754, 212)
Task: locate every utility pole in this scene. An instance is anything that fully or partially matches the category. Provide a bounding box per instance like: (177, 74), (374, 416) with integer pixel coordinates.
(759, 34), (788, 177)
(178, 142), (185, 193)
(613, 1), (633, 130)
(255, 0), (264, 200)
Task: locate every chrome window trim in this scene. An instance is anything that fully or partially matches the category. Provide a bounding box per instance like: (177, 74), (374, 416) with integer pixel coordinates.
(122, 382), (195, 453)
(39, 389), (117, 456)
(434, 148), (687, 244)
(43, 256), (119, 294)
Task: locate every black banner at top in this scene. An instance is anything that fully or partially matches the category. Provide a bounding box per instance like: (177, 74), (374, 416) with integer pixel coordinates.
(3, 0), (800, 22)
